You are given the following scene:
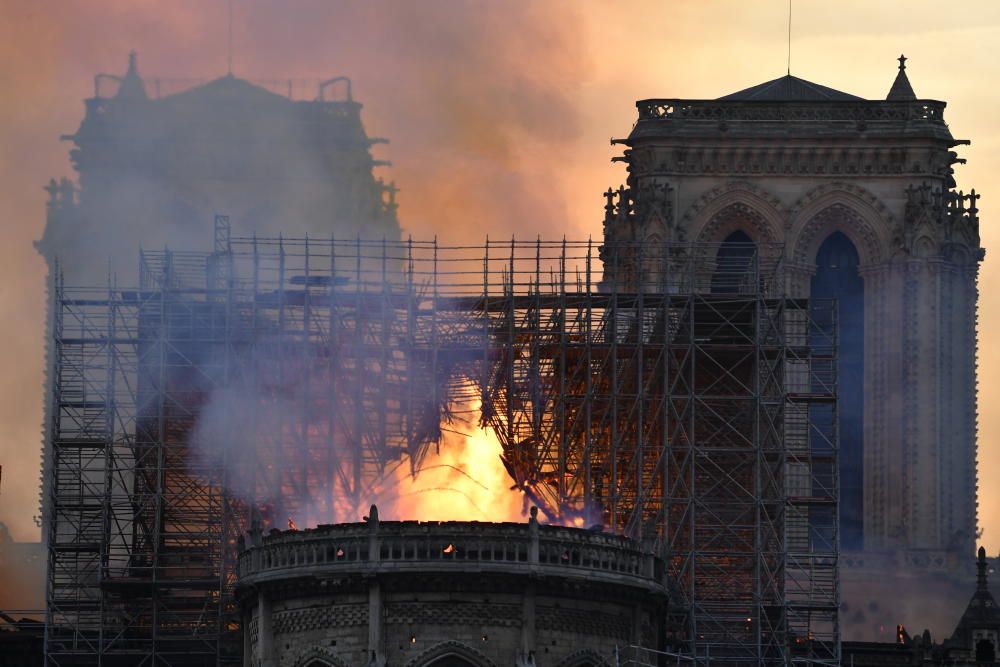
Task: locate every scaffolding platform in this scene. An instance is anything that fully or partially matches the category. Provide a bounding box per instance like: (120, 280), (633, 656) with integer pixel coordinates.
(45, 230), (837, 666)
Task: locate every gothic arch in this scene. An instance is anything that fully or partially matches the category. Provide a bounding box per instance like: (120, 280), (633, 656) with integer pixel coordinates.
(555, 648), (613, 667)
(682, 181), (785, 245)
(788, 183), (892, 267)
(642, 211), (669, 245)
(403, 640), (498, 667)
(290, 646), (354, 667)
(944, 243), (974, 266)
(912, 235), (937, 259)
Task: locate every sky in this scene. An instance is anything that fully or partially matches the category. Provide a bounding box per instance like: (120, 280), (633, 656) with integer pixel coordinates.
(1, 0), (1000, 555)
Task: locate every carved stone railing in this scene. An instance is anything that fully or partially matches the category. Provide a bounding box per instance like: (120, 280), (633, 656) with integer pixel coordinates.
(635, 99), (948, 124)
(237, 507), (663, 590)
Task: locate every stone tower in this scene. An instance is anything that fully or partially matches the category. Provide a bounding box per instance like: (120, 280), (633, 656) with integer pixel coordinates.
(34, 54), (401, 569)
(602, 57), (982, 638)
(37, 52), (400, 285)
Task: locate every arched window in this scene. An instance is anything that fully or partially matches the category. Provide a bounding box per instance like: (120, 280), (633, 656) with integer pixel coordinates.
(294, 648), (352, 667)
(711, 230), (756, 294)
(556, 649), (610, 667)
(426, 658), (480, 667)
(406, 641), (495, 667)
(976, 638), (996, 663)
(810, 232), (864, 550)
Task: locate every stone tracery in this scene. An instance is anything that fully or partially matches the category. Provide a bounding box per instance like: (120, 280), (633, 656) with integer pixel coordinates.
(791, 203), (886, 268)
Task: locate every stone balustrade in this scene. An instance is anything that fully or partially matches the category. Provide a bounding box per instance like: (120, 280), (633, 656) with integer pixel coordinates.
(236, 507), (668, 667)
(237, 507), (661, 590)
(635, 98), (948, 124)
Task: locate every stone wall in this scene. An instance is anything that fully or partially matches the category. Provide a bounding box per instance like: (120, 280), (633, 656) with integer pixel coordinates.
(236, 509), (667, 667)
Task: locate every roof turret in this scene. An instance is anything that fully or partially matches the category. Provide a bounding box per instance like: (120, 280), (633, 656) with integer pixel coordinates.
(886, 54), (917, 101)
(116, 50), (148, 101)
(947, 547), (1000, 650)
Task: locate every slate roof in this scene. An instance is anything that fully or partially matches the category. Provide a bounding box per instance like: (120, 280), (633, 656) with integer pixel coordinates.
(718, 74), (865, 102)
(947, 547), (1000, 650)
(886, 55), (917, 101)
(161, 74), (291, 110)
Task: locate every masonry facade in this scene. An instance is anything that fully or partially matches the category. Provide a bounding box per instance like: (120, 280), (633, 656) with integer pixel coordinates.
(236, 508), (667, 667)
(600, 59), (982, 638)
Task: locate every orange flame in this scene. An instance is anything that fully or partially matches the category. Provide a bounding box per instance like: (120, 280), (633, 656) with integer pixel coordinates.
(287, 517), (297, 531)
(377, 394), (526, 522)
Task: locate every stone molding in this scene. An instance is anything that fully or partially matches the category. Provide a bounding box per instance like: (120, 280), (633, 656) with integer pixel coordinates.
(555, 649), (612, 667)
(635, 98), (948, 124)
(238, 518), (661, 593)
(273, 604), (368, 635)
(385, 601), (520, 627)
(402, 640), (499, 667)
(682, 181), (784, 245)
(537, 606), (630, 639)
(788, 182), (891, 229)
(788, 183), (892, 267)
(627, 144), (950, 179)
(791, 203), (885, 268)
(289, 645), (354, 667)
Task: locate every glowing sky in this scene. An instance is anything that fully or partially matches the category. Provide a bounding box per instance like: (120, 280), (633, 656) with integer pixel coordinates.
(2, 0), (999, 553)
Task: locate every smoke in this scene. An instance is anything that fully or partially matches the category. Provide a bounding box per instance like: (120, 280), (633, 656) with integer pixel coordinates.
(840, 572), (971, 641)
(44, 0), (593, 255)
(0, 1), (598, 614)
(0, 0), (594, 538)
(187, 334), (526, 529)
(0, 523), (44, 612)
(342, 1), (592, 242)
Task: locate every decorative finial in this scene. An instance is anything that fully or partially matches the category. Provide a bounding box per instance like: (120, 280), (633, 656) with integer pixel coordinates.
(898, 54), (907, 71)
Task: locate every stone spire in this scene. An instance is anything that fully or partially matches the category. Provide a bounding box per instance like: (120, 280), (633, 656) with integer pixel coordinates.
(116, 50), (148, 101)
(886, 54), (917, 101)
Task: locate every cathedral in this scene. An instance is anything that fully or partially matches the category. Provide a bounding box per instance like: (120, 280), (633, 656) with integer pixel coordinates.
(33, 51), (987, 662)
(601, 56), (982, 638)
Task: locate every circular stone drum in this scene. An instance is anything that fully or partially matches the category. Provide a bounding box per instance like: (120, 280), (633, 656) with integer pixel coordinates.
(236, 507), (667, 667)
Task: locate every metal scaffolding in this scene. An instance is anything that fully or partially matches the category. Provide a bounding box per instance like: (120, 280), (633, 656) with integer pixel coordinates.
(45, 226), (837, 666)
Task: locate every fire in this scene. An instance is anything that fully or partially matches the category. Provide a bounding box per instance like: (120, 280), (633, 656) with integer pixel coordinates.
(257, 390), (528, 529)
(376, 394), (526, 523)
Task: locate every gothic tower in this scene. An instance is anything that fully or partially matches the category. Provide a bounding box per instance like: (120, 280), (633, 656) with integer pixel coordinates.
(602, 57), (982, 638)
(34, 54), (401, 595)
(36, 52), (400, 286)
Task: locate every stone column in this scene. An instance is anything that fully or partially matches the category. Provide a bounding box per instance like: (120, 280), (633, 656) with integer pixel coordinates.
(912, 258), (940, 548)
(368, 581), (384, 667)
(258, 592), (274, 667)
(519, 582), (537, 667)
(243, 603), (252, 667)
(858, 262), (897, 551)
(937, 258), (979, 558)
(367, 505), (384, 667)
(519, 508), (539, 667)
